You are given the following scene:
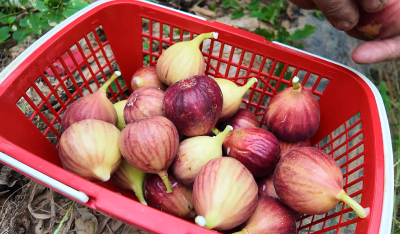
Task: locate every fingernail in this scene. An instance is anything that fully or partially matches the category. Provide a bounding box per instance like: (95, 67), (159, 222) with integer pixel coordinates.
(335, 21), (351, 31)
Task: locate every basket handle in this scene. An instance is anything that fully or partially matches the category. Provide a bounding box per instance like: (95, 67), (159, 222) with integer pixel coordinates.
(0, 151), (89, 204)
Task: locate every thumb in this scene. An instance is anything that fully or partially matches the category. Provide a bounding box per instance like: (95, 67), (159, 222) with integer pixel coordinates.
(351, 35), (400, 64)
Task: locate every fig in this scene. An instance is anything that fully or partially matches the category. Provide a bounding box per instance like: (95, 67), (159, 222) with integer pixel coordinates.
(264, 76), (320, 142)
(278, 139), (311, 158)
(356, 0), (400, 39)
(113, 100), (127, 130)
(215, 77), (258, 122)
(164, 75), (223, 137)
(233, 196), (297, 234)
(119, 116), (179, 193)
(156, 32), (218, 86)
(123, 87), (165, 123)
(144, 173), (195, 219)
(193, 157), (258, 231)
(217, 108), (260, 132)
(111, 159), (147, 205)
(58, 119), (122, 182)
(171, 125), (233, 187)
(223, 127), (280, 178)
(257, 174), (278, 199)
(61, 71), (121, 131)
(274, 147), (369, 218)
(131, 66), (167, 91)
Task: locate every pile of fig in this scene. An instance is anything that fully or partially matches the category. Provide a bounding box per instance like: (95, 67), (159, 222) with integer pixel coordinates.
(58, 32), (369, 233)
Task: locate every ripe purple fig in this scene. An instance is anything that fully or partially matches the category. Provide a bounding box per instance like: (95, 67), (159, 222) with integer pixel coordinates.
(215, 77), (258, 122)
(217, 108), (260, 132)
(171, 125), (233, 187)
(119, 116), (179, 193)
(156, 32), (218, 86)
(223, 127), (280, 178)
(257, 174), (279, 199)
(193, 157), (258, 231)
(61, 71), (121, 131)
(123, 87), (165, 123)
(131, 66), (167, 91)
(144, 173), (195, 219)
(163, 75), (223, 137)
(111, 159), (147, 205)
(278, 139), (311, 158)
(264, 76), (320, 142)
(233, 196), (297, 234)
(274, 147), (369, 218)
(58, 119), (122, 182)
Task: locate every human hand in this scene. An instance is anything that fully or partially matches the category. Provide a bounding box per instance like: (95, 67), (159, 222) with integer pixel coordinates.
(288, 0), (400, 64)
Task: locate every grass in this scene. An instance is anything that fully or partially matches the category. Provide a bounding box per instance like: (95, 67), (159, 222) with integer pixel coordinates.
(377, 61), (400, 233)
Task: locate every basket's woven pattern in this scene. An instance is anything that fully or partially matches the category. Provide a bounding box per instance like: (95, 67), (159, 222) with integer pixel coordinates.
(7, 4), (375, 233)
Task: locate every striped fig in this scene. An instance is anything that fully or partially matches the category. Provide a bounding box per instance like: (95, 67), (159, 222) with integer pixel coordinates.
(278, 139), (311, 158)
(217, 108), (260, 132)
(131, 66), (167, 91)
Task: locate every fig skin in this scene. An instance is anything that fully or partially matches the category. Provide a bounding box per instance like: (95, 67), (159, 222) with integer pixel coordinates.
(61, 72), (121, 131)
(164, 75), (223, 137)
(156, 32), (218, 86)
(58, 119), (122, 182)
(233, 196), (297, 234)
(356, 0), (400, 39)
(144, 173), (195, 219)
(119, 116), (179, 193)
(171, 125), (233, 187)
(274, 147), (369, 218)
(278, 139), (311, 158)
(193, 157), (258, 231)
(218, 108), (260, 131)
(131, 66), (167, 91)
(123, 87), (165, 123)
(113, 100), (127, 130)
(111, 159), (147, 205)
(264, 76), (320, 142)
(257, 174), (279, 199)
(223, 127), (280, 178)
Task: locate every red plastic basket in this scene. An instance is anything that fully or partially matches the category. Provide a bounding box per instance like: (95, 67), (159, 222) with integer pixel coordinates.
(0, 0), (394, 233)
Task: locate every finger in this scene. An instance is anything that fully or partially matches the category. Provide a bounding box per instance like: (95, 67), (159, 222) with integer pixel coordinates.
(288, 0), (317, 9)
(356, 0), (388, 12)
(351, 35), (400, 64)
(312, 0), (360, 31)
(345, 27), (374, 41)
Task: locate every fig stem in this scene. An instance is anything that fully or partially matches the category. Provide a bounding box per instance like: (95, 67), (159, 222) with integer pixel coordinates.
(335, 189), (368, 218)
(159, 173), (173, 193)
(292, 76), (301, 90)
(212, 128), (220, 135)
(100, 71), (122, 91)
(190, 32), (218, 47)
(195, 216), (214, 229)
(134, 77), (144, 88)
(241, 77), (258, 92)
(215, 125), (233, 145)
(133, 190), (147, 206)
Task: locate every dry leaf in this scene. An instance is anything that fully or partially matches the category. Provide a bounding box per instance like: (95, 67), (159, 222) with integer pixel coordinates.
(74, 217), (95, 234)
(189, 5), (216, 21)
(215, 15), (259, 32)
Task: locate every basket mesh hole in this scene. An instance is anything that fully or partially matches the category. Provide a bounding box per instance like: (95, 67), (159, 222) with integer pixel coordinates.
(349, 133), (363, 148)
(16, 96), (32, 117)
(332, 124), (346, 138)
(46, 120), (61, 147)
(143, 38), (150, 52)
(295, 69), (307, 83)
(241, 51), (253, 68)
(31, 115), (48, 134)
(239, 68), (248, 77)
(310, 220), (324, 232)
(273, 62), (285, 78)
(316, 77), (330, 93)
(152, 39), (160, 55)
(88, 56), (100, 74)
(152, 21), (160, 36)
(347, 168), (364, 185)
(221, 44), (232, 60)
(251, 54), (263, 71)
(339, 222), (357, 234)
(26, 87), (43, 107)
(219, 62), (228, 76)
(319, 134), (331, 148)
(212, 41), (221, 56)
(262, 58), (274, 74)
(172, 27), (181, 42)
(333, 137), (346, 153)
(349, 144), (364, 159)
(348, 122), (363, 138)
(348, 155), (364, 172)
(233, 47), (243, 63)
(86, 31), (99, 50)
(142, 17), (149, 33)
(95, 26), (107, 43)
(304, 73), (318, 89)
(182, 30), (190, 41)
(325, 216), (340, 229)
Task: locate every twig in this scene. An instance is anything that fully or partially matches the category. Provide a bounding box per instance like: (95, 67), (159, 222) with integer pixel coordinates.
(53, 200), (75, 234)
(0, 11), (19, 20)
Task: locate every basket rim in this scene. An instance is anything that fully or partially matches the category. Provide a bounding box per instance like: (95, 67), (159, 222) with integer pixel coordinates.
(272, 41), (395, 234)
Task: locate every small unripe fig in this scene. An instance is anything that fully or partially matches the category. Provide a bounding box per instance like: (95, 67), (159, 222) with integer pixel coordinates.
(193, 157), (258, 231)
(61, 72), (121, 131)
(171, 125), (233, 187)
(144, 173), (195, 219)
(111, 159), (147, 205)
(223, 127), (280, 178)
(164, 75), (223, 137)
(215, 77), (258, 122)
(123, 87), (165, 123)
(113, 100), (127, 130)
(119, 116), (179, 193)
(58, 119), (122, 182)
(217, 108), (260, 132)
(131, 66), (167, 91)
(274, 147), (369, 218)
(233, 196), (297, 234)
(264, 76), (320, 142)
(157, 32), (218, 86)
